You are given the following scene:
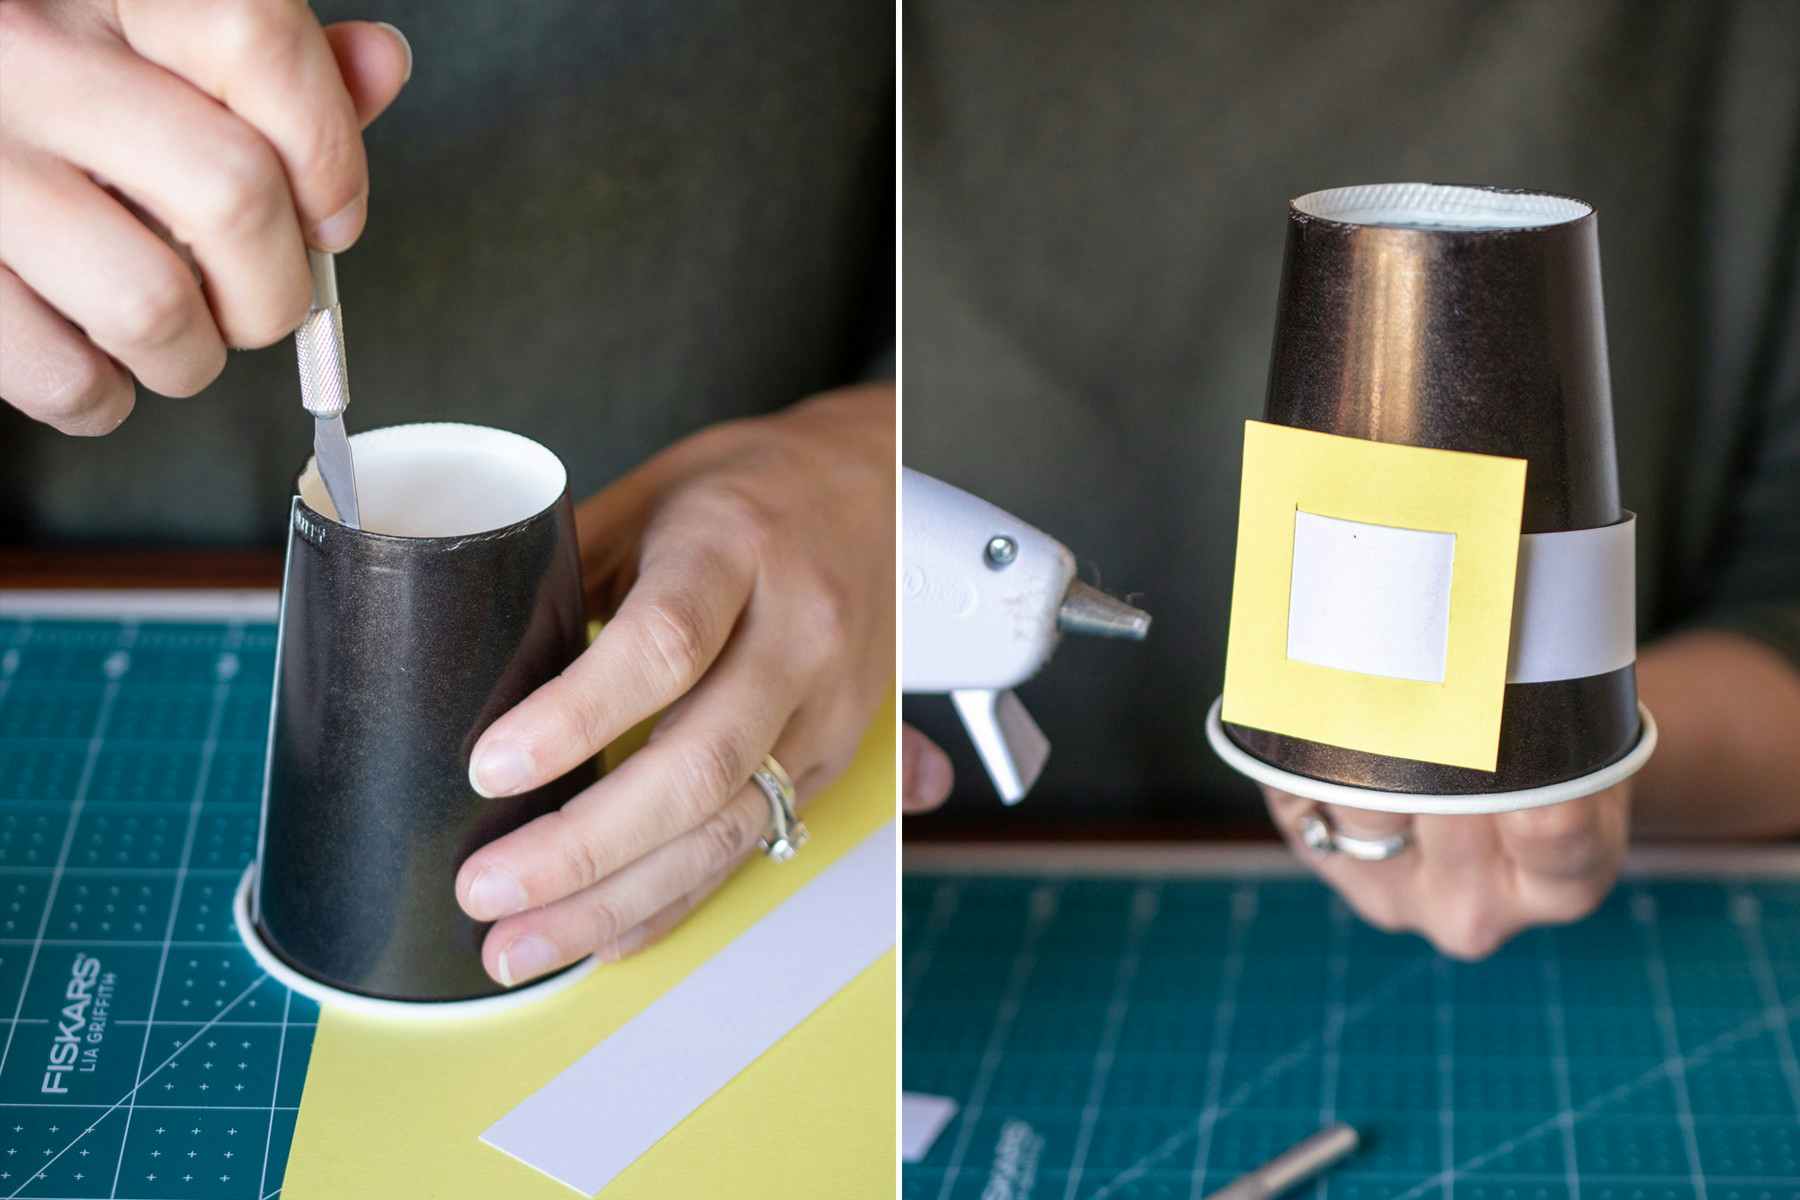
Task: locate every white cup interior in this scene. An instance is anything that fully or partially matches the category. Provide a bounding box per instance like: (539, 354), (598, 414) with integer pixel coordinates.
(299, 422), (567, 538)
(1294, 183), (1591, 231)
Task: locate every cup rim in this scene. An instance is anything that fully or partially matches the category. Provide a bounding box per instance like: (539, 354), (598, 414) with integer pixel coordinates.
(294, 421), (570, 544)
(235, 864), (598, 1019)
(1206, 694), (1656, 813)
(1292, 182), (1594, 233)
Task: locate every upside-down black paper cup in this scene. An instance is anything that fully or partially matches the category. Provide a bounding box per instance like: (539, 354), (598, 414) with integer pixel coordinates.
(1210, 183), (1655, 812)
(239, 423), (596, 1014)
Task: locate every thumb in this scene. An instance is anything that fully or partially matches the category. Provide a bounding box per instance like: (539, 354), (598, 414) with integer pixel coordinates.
(323, 21), (414, 129)
(902, 725), (955, 813)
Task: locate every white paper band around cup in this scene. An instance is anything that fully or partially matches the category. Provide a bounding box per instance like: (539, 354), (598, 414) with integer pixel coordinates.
(1284, 511), (1636, 687)
(1508, 513), (1636, 683)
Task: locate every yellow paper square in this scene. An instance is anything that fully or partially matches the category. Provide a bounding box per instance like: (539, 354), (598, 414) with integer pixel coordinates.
(1221, 421), (1526, 771)
(281, 692), (897, 1200)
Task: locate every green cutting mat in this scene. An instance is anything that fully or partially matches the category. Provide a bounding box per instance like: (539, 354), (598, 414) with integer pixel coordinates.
(902, 867), (1800, 1200)
(0, 613), (310, 1200)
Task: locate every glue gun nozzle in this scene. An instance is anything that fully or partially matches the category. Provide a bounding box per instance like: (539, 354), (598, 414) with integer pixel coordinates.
(1058, 580), (1151, 640)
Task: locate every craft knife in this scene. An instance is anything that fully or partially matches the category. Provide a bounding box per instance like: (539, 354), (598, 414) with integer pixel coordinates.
(1201, 1123), (1360, 1200)
(295, 248), (362, 528)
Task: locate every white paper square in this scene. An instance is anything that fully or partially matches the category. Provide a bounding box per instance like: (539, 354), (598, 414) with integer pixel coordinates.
(1286, 510), (1456, 683)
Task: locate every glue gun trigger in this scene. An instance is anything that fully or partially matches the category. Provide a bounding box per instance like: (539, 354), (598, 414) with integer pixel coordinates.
(950, 688), (1051, 805)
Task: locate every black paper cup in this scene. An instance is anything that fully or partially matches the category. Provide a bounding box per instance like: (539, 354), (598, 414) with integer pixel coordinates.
(246, 422), (593, 1008)
(1218, 184), (1651, 804)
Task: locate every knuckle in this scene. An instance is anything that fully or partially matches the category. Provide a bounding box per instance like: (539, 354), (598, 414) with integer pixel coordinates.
(672, 733), (746, 823)
(696, 483), (776, 556)
(694, 806), (751, 877)
(213, 0), (309, 71)
(1507, 801), (1594, 844)
(638, 591), (713, 695)
(580, 892), (629, 949)
(547, 811), (608, 891)
(292, 116), (364, 212)
(48, 391), (134, 437)
(792, 571), (855, 664)
(109, 267), (198, 351)
(160, 339), (228, 398)
(548, 673), (610, 755)
(1432, 908), (1508, 961)
(28, 352), (119, 424)
(1540, 881), (1610, 926)
(192, 125), (287, 243)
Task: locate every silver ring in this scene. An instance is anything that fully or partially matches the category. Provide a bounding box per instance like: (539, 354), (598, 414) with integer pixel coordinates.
(752, 754), (808, 862)
(1298, 807), (1411, 862)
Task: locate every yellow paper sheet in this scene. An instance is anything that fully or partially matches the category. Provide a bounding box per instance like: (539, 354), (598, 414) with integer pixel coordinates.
(282, 693), (897, 1199)
(1221, 421), (1525, 771)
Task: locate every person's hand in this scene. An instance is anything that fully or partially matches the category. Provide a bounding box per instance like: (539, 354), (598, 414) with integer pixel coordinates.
(1264, 785), (1631, 959)
(454, 384), (896, 986)
(902, 724), (954, 813)
(0, 1), (411, 434)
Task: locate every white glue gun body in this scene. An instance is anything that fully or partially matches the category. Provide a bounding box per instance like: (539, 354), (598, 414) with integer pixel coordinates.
(901, 468), (1150, 803)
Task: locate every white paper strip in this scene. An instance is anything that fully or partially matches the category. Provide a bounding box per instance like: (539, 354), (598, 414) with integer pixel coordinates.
(1286, 511), (1456, 683)
(901, 1092), (959, 1162)
(482, 821), (899, 1196)
(1508, 514), (1636, 683)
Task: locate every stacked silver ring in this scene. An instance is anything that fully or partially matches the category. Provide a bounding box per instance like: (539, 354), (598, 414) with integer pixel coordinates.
(753, 754), (808, 862)
(1297, 808), (1411, 862)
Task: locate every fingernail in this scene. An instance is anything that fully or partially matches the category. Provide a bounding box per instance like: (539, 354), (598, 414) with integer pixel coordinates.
(465, 866), (528, 920)
(311, 194), (366, 253)
(497, 935), (558, 988)
(375, 22), (414, 83)
(470, 742), (534, 798)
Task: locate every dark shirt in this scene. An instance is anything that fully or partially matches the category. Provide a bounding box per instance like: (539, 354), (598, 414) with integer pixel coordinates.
(1, 0), (893, 545)
(901, 0), (1800, 824)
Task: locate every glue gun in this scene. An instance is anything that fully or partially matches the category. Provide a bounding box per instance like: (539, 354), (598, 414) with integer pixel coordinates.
(901, 468), (1151, 803)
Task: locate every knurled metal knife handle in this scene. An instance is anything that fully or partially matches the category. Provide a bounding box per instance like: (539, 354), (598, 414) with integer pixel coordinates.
(296, 249), (349, 419)
(1202, 1123), (1359, 1200)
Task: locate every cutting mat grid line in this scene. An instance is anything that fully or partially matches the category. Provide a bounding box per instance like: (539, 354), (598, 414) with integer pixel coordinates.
(0, 617), (309, 1200)
(901, 873), (1800, 1200)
